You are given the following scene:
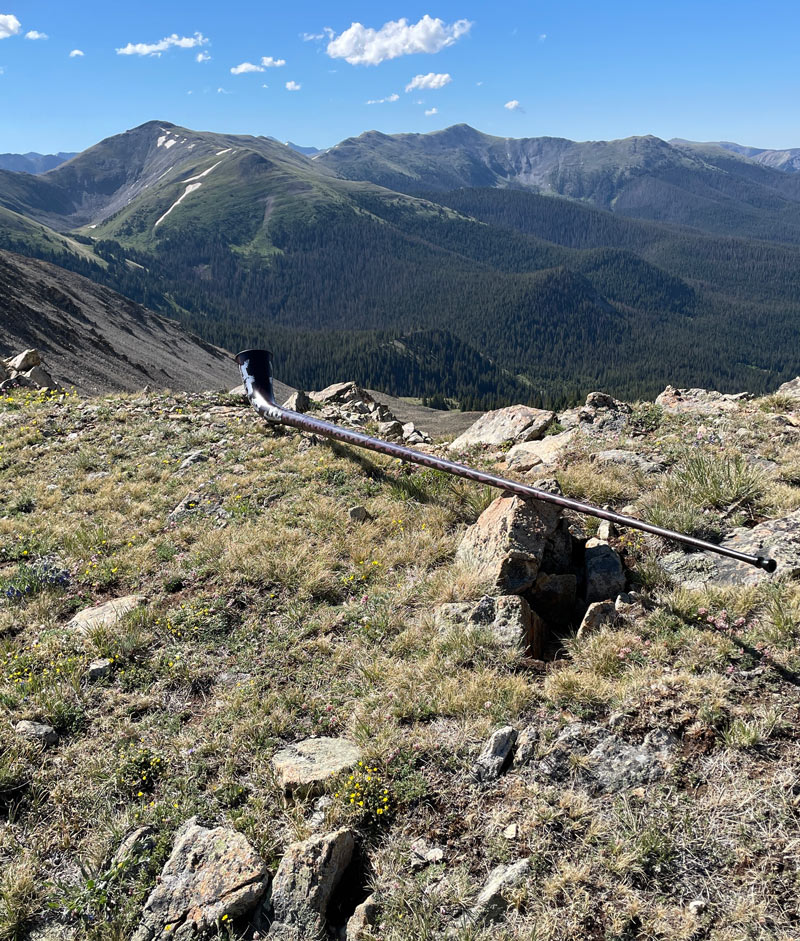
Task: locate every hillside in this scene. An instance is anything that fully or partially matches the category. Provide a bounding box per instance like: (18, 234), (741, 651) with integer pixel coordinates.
(1, 374), (799, 939)
(0, 121), (799, 407)
(0, 248), (237, 394)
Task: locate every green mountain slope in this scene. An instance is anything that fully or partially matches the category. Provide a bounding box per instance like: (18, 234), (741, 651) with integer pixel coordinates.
(0, 121), (798, 407)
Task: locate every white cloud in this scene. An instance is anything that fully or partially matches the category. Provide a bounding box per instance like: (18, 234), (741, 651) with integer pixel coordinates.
(0, 66), (4, 74)
(217, 87), (231, 94)
(539, 33), (547, 42)
(366, 92), (399, 104)
(405, 72), (451, 92)
(116, 32), (208, 57)
(504, 99), (523, 111)
(231, 61), (264, 74)
(327, 15), (471, 66)
(25, 30), (47, 41)
(0, 14), (21, 39)
(285, 80), (301, 91)
(425, 107), (438, 116)
(261, 83), (269, 89)
(196, 51), (211, 62)
(302, 28), (334, 42)
(69, 48), (84, 57)
(261, 56), (285, 68)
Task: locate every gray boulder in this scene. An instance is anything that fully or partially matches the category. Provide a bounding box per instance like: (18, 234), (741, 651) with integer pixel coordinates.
(4, 349), (40, 373)
(591, 449), (664, 475)
(283, 390), (311, 412)
(505, 429), (577, 471)
(472, 726), (517, 782)
(576, 601), (617, 638)
(132, 817), (269, 940)
(584, 539), (626, 602)
(655, 385), (748, 415)
(513, 725), (538, 767)
(776, 377), (800, 401)
(67, 595), (145, 634)
(456, 495), (562, 595)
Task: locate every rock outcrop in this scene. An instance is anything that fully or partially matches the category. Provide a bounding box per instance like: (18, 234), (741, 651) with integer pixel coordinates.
(448, 405), (555, 451)
(132, 817), (269, 940)
(271, 737), (361, 794)
(0, 348), (61, 392)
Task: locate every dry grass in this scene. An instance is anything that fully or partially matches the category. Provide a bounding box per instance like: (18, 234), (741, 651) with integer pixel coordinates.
(0, 387), (799, 938)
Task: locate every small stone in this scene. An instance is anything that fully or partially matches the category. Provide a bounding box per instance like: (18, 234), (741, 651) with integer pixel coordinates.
(132, 817), (269, 941)
(15, 720), (59, 747)
(377, 420), (403, 440)
(591, 450), (663, 475)
(86, 658), (113, 681)
(178, 450), (208, 471)
(270, 828), (354, 935)
(67, 595), (145, 634)
(597, 520), (615, 541)
(513, 725), (538, 767)
(584, 539), (626, 603)
(502, 823), (518, 840)
(271, 737), (361, 794)
(577, 601), (617, 638)
(688, 898), (707, 916)
(348, 505), (370, 523)
(307, 796), (333, 832)
(472, 726), (517, 782)
(346, 893), (378, 939)
(110, 826), (156, 872)
(467, 859), (531, 926)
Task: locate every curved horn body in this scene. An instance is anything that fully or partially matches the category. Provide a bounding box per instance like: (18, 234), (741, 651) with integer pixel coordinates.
(235, 349), (777, 575)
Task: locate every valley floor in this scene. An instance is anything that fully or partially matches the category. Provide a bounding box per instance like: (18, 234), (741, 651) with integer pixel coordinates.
(1, 384), (800, 939)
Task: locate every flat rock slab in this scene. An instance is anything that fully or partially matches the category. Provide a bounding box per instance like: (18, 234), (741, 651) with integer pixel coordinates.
(535, 722), (675, 794)
(456, 495), (561, 594)
(132, 817), (269, 940)
(272, 737), (361, 794)
(466, 859), (531, 926)
(449, 405), (555, 451)
(67, 595), (144, 634)
(661, 510), (800, 589)
(591, 449), (664, 475)
(15, 720), (58, 747)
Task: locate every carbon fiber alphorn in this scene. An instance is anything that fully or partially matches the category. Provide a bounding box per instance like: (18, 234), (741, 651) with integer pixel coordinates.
(236, 349), (778, 575)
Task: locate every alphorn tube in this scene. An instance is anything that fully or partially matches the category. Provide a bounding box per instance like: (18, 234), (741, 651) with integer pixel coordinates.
(236, 349), (777, 575)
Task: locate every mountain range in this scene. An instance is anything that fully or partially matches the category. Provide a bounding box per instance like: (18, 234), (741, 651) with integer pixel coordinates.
(0, 151), (77, 174)
(0, 121), (798, 407)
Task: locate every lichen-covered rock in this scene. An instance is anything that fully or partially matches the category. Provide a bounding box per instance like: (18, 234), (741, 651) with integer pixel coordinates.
(456, 495), (562, 594)
(448, 405), (555, 451)
(86, 658), (113, 681)
(131, 817), (269, 940)
(535, 723), (675, 794)
(776, 377), (800, 401)
(584, 539), (626, 603)
(67, 595), (145, 634)
(312, 381), (374, 406)
(434, 594), (545, 654)
(346, 893), (378, 939)
(271, 737), (361, 794)
(472, 726), (517, 782)
(661, 510), (800, 588)
(513, 725), (538, 767)
(269, 828), (354, 935)
(4, 348), (40, 373)
(283, 390), (311, 412)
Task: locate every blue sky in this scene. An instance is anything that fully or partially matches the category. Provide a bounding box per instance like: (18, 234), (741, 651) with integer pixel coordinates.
(1, 1), (799, 153)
